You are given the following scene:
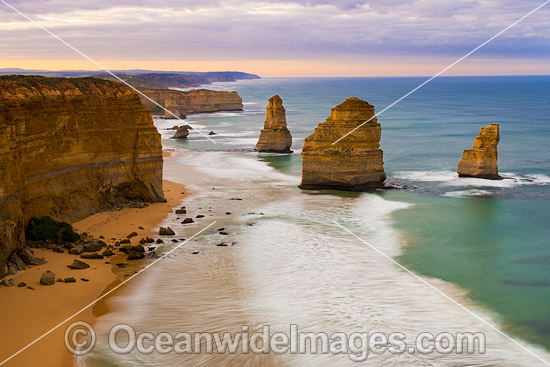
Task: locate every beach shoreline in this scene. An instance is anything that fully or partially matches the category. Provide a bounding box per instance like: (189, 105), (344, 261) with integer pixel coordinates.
(0, 177), (188, 367)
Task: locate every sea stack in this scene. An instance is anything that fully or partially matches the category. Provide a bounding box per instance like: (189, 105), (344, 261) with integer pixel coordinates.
(172, 126), (189, 139)
(300, 97), (386, 191)
(256, 95), (293, 153)
(457, 124), (501, 179)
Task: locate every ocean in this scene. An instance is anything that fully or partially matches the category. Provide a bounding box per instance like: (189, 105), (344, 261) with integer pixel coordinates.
(85, 76), (550, 366)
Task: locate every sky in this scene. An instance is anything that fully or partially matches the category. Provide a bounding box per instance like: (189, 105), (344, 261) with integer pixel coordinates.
(0, 0), (549, 77)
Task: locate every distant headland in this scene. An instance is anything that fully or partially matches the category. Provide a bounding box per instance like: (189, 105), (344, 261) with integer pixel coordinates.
(0, 68), (261, 89)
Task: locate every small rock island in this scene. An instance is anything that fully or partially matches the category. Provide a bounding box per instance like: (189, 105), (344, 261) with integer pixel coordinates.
(300, 97), (386, 191)
(256, 95), (293, 153)
(457, 124), (501, 180)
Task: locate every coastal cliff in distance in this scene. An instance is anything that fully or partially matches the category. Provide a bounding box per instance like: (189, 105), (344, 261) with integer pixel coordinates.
(139, 89), (243, 118)
(0, 76), (165, 277)
(256, 95), (293, 153)
(0, 69), (261, 88)
(300, 97), (386, 191)
(457, 124), (501, 179)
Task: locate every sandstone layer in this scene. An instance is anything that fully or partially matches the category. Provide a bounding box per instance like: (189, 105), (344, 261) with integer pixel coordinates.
(172, 126), (189, 139)
(256, 95), (293, 153)
(0, 76), (165, 277)
(138, 89), (243, 118)
(300, 97), (386, 191)
(457, 124), (501, 179)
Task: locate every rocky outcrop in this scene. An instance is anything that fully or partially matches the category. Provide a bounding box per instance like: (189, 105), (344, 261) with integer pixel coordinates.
(457, 124), (501, 179)
(172, 126), (189, 139)
(138, 89), (243, 118)
(256, 95), (293, 153)
(300, 97), (386, 191)
(0, 76), (165, 277)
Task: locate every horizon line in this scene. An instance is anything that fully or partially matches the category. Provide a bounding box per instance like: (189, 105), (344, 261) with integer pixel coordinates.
(1, 68), (550, 79)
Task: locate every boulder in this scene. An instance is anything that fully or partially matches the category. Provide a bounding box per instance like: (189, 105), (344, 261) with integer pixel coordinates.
(172, 126), (189, 139)
(18, 246), (46, 265)
(68, 259), (90, 269)
(83, 242), (103, 252)
(40, 270), (56, 286)
(64, 277), (77, 283)
(300, 97), (386, 191)
(159, 227), (175, 236)
(81, 253), (104, 259)
(119, 245), (134, 254)
(102, 249), (115, 257)
(127, 232), (138, 238)
(8, 252), (26, 271)
(0, 278), (16, 287)
(69, 245), (84, 255)
(182, 218), (194, 224)
(127, 251), (145, 260)
(457, 124), (501, 179)
(256, 95), (293, 153)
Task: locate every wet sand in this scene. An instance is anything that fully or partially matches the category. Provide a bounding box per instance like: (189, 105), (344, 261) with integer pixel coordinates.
(0, 179), (187, 367)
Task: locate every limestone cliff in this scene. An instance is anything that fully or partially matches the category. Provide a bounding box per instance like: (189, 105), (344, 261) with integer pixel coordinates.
(256, 95), (292, 153)
(138, 89), (243, 118)
(457, 124), (501, 179)
(300, 97), (386, 191)
(0, 76), (165, 277)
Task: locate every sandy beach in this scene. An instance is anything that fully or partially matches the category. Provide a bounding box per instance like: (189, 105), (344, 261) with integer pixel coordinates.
(0, 178), (187, 367)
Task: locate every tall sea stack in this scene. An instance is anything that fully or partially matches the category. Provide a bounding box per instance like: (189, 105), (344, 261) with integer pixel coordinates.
(457, 124), (501, 179)
(300, 97), (386, 190)
(256, 95), (293, 153)
(0, 76), (165, 277)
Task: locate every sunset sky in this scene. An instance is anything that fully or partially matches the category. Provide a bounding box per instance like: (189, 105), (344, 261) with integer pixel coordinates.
(1, 0), (549, 77)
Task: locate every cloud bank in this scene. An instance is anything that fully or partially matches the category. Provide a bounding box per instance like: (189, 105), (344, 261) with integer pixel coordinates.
(0, 0), (548, 73)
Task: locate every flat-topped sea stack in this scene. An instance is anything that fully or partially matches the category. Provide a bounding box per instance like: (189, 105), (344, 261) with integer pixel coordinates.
(300, 97), (386, 191)
(256, 95), (292, 153)
(0, 75), (165, 277)
(457, 124), (501, 179)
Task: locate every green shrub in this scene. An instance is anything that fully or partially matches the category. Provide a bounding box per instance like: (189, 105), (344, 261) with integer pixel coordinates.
(26, 216), (80, 243)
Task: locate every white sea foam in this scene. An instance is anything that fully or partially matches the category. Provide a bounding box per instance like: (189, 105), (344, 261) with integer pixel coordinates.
(444, 189), (495, 198)
(88, 152), (550, 367)
(394, 170), (550, 190)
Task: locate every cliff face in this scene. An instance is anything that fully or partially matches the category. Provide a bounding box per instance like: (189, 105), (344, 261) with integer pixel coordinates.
(256, 95), (292, 153)
(457, 124), (501, 179)
(300, 97), (386, 191)
(95, 71), (260, 89)
(0, 76), (165, 277)
(138, 89), (243, 118)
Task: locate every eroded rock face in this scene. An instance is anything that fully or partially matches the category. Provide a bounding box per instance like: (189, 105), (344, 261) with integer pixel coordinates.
(0, 76), (165, 277)
(172, 126), (189, 139)
(457, 124), (501, 179)
(138, 89), (243, 118)
(256, 95), (292, 153)
(300, 97), (386, 191)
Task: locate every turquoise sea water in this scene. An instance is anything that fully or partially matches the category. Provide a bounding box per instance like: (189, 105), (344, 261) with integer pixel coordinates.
(170, 76), (550, 350)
